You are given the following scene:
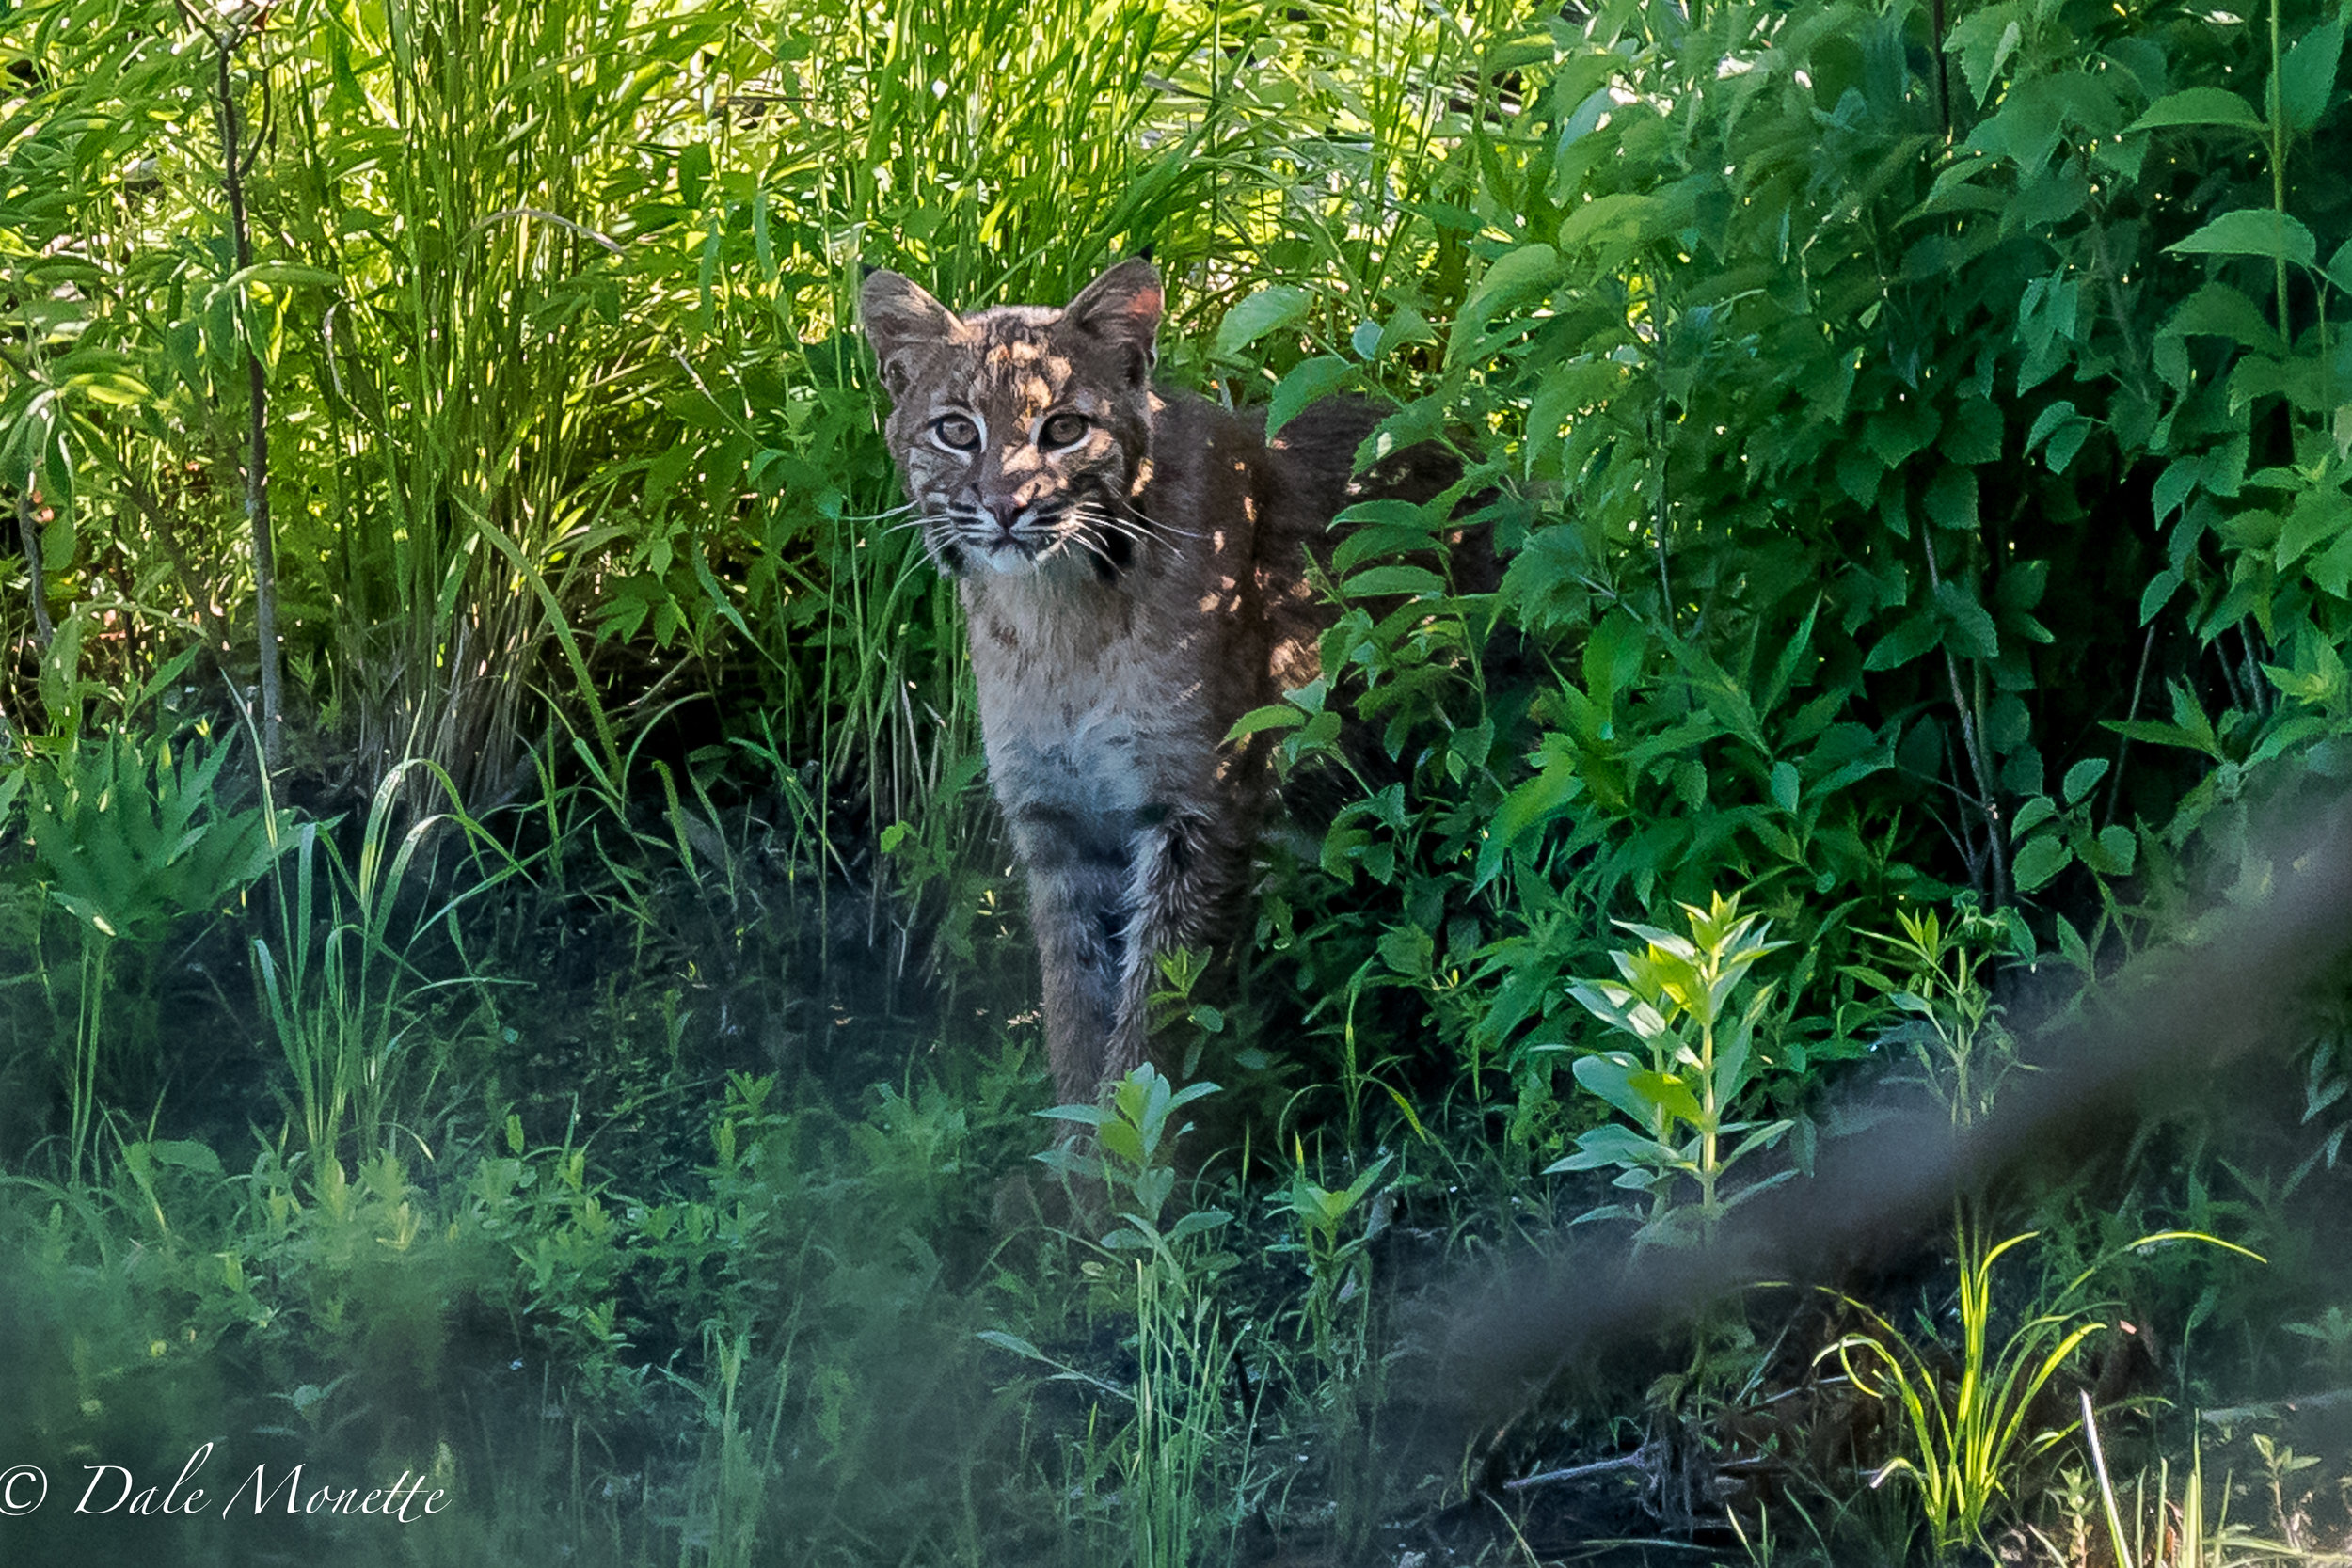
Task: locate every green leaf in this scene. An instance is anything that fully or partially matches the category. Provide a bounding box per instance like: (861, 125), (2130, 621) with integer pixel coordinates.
(2280, 18), (2346, 134)
(1478, 760), (1577, 887)
(2167, 209), (2319, 269)
(1864, 610), (1941, 672)
(1333, 520), (1441, 576)
(1557, 193), (1659, 252)
(1214, 285), (1312, 358)
(1943, 398), (2003, 465)
(1933, 580), (2000, 660)
(228, 261), (346, 291)
(1995, 558), (2050, 612)
(2125, 87), (2265, 133)
(1950, 7), (2025, 108)
(1526, 360), (1630, 441)
(1924, 467), (1979, 532)
(2026, 400), (2077, 453)
(976, 1329), (1051, 1363)
(1544, 1121), (1668, 1175)
(2090, 823), (2139, 877)
(1165, 1079), (1220, 1112)
(2056, 913), (2092, 972)
(1450, 244), (1560, 361)
(2012, 834), (2073, 894)
(1343, 564), (1447, 598)
(2161, 282), (2288, 354)
(1628, 1069), (1704, 1128)
(1867, 402), (1942, 468)
(2045, 416), (2090, 474)
(678, 141), (712, 209)
(2153, 457), (2202, 523)
(38, 511), (74, 577)
(1836, 444), (1884, 507)
(1721, 1123), (1795, 1175)
(1266, 356), (1357, 437)
(2062, 756), (2110, 806)
(144, 1139), (224, 1176)
(1571, 1053), (1659, 1127)
(1225, 704), (1305, 744)
(2276, 487), (2352, 569)
(2312, 531), (2352, 598)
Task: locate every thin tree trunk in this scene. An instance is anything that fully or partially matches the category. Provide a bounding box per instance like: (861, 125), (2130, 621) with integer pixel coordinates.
(198, 12), (282, 768)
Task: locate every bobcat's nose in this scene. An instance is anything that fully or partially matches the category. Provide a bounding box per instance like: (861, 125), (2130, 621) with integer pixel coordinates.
(981, 496), (1025, 535)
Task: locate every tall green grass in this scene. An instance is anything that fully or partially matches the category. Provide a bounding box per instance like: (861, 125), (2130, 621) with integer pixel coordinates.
(251, 757), (518, 1161)
(275, 0), (745, 806)
(3, 0), (1518, 855)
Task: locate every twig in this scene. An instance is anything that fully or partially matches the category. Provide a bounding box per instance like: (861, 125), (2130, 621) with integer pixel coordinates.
(1502, 1449), (1647, 1492)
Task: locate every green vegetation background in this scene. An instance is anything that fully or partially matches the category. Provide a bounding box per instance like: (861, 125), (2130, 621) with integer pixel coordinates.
(4, 0), (2352, 1560)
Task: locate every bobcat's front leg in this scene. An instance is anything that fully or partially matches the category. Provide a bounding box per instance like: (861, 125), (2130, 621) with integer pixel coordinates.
(1103, 810), (1244, 1086)
(1021, 836), (1130, 1109)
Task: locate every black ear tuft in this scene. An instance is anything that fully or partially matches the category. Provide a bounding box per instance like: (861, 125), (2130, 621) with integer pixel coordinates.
(1134, 244), (1154, 262)
(860, 261), (879, 280)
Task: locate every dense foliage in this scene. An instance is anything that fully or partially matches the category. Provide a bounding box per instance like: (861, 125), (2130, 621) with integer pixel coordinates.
(4, 0), (2352, 1562)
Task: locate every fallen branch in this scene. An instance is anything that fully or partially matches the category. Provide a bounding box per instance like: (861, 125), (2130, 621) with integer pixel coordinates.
(1502, 1449), (1647, 1493)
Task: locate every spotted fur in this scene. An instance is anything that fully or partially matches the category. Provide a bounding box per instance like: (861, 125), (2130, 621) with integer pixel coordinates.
(861, 258), (1464, 1105)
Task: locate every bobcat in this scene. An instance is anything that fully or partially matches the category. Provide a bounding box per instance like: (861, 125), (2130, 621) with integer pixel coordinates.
(859, 258), (1467, 1106)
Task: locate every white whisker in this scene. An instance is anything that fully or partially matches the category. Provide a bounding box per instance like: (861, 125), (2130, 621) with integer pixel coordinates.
(1092, 495), (1204, 542)
(1063, 507), (1146, 562)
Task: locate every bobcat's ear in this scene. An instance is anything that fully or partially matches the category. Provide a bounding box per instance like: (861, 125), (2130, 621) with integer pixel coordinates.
(1063, 257), (1162, 384)
(860, 270), (965, 399)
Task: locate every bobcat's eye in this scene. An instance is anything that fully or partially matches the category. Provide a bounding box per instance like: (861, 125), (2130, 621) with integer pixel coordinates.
(1039, 411), (1089, 450)
(930, 414), (981, 451)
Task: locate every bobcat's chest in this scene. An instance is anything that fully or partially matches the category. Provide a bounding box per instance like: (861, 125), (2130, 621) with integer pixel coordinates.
(962, 581), (1224, 858)
(986, 680), (1154, 814)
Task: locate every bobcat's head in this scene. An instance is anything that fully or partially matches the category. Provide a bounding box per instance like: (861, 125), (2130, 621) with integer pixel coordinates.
(859, 259), (1162, 580)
